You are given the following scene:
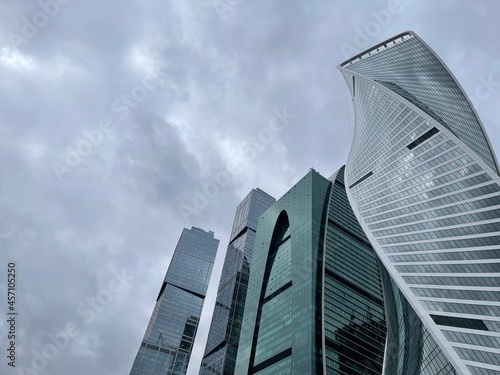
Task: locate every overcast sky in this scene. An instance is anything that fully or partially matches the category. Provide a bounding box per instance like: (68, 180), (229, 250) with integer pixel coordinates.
(1, 1), (500, 374)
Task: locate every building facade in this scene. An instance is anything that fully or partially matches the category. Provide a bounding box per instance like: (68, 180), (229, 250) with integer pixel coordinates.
(129, 227), (219, 375)
(339, 31), (500, 375)
(200, 188), (275, 375)
(235, 168), (388, 374)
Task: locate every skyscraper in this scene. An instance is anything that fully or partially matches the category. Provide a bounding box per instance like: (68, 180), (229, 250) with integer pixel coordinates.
(339, 31), (500, 375)
(200, 188), (275, 375)
(235, 168), (387, 374)
(130, 227), (219, 375)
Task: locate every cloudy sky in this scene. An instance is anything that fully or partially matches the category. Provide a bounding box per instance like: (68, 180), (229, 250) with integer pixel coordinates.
(1, 1), (499, 374)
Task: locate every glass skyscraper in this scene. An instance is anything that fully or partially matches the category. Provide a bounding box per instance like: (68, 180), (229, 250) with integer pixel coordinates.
(129, 227), (219, 375)
(234, 168), (387, 374)
(339, 31), (500, 375)
(200, 188), (275, 375)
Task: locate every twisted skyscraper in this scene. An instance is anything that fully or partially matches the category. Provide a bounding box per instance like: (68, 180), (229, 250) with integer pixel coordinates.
(339, 31), (500, 375)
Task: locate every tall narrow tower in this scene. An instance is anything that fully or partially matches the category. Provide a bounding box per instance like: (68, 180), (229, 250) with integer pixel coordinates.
(130, 227), (219, 375)
(339, 31), (500, 375)
(200, 188), (275, 375)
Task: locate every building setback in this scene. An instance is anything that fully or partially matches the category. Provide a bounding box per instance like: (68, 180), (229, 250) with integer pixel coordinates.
(234, 168), (387, 374)
(129, 227), (219, 375)
(200, 188), (275, 375)
(339, 31), (500, 375)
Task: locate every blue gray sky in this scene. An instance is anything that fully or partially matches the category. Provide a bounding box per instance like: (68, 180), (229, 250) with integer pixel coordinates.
(1, 1), (499, 374)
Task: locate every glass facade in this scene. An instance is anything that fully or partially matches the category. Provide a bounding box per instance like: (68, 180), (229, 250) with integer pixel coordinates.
(323, 167), (387, 374)
(129, 227), (219, 375)
(199, 189), (275, 375)
(235, 168), (388, 374)
(339, 31), (500, 375)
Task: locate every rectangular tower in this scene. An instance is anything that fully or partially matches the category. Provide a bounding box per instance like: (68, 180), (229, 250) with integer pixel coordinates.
(235, 169), (387, 374)
(129, 227), (219, 375)
(199, 189), (275, 375)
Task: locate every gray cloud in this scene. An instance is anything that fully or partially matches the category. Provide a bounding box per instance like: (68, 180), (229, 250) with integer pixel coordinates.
(0, 1), (498, 374)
